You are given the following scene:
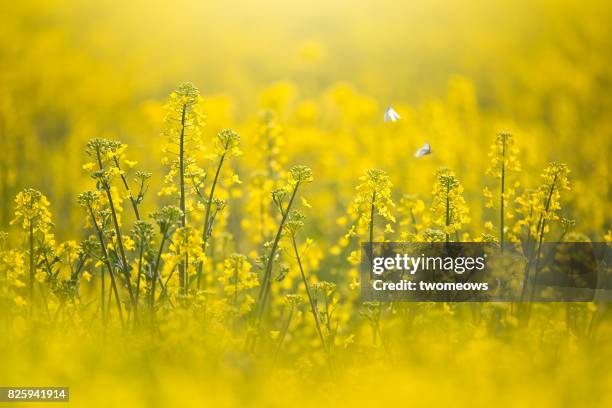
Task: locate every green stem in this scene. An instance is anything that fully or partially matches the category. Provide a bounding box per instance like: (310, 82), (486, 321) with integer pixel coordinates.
(410, 209), (418, 234)
(369, 191), (375, 261)
(105, 187), (137, 313)
(134, 245), (144, 320)
(150, 229), (168, 310)
(100, 264), (106, 326)
(178, 104), (188, 295)
(197, 150), (227, 289)
(156, 266), (177, 307)
(500, 140), (506, 252)
(368, 192), (382, 345)
(252, 182), (301, 341)
(28, 222), (34, 317)
(113, 157), (141, 220)
(292, 236), (328, 353)
(95, 150), (137, 313)
(445, 182), (451, 243)
(521, 174), (558, 304)
(88, 206), (125, 328)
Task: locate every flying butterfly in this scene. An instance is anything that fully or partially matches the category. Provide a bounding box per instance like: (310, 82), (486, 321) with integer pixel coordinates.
(384, 106), (401, 123)
(414, 142), (432, 158)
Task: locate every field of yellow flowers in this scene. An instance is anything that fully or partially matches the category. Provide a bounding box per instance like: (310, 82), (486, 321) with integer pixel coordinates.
(1, 0), (611, 406)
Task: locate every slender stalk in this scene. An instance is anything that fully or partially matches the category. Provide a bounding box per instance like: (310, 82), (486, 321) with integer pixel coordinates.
(105, 188), (137, 312)
(500, 140), (506, 252)
(255, 182), (300, 324)
(409, 209), (418, 234)
(517, 204), (535, 310)
(499, 143), (506, 252)
(134, 245), (144, 319)
(178, 104), (188, 295)
(529, 206), (555, 302)
(445, 182), (451, 243)
(322, 292), (334, 337)
(247, 182), (301, 352)
(368, 191), (382, 345)
(70, 255), (87, 299)
(28, 222), (34, 317)
(100, 264), (106, 326)
(369, 191), (376, 262)
(535, 174), (558, 242)
(88, 206), (125, 328)
(520, 174), (558, 304)
(37, 255), (59, 322)
(113, 156), (140, 220)
(525, 205), (534, 253)
(106, 281), (113, 319)
(150, 230), (168, 310)
(197, 148), (227, 289)
(155, 266), (177, 307)
(95, 150), (137, 312)
(292, 236), (328, 353)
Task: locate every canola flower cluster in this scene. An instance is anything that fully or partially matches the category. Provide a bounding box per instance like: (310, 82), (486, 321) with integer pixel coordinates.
(1, 1), (611, 400)
(0, 79), (610, 406)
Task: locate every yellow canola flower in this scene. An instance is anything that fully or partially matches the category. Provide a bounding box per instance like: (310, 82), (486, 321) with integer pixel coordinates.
(14, 296), (26, 307)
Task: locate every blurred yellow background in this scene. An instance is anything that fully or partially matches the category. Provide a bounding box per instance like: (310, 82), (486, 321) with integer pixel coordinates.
(1, 0), (610, 238)
(1, 1), (611, 407)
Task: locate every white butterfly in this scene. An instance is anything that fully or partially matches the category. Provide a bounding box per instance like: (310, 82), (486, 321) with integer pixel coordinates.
(414, 142), (432, 158)
(384, 106), (400, 123)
